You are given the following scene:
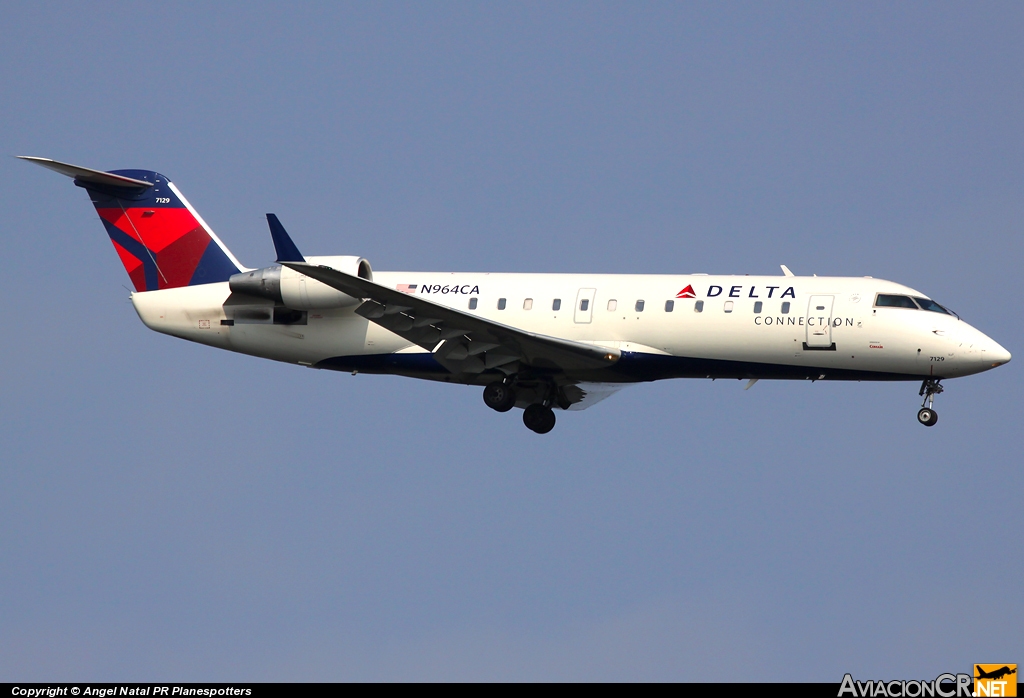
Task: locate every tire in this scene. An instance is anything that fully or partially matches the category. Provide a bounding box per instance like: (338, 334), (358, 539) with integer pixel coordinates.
(917, 408), (938, 427)
(536, 408), (556, 434)
(523, 404), (556, 434)
(483, 381), (516, 412)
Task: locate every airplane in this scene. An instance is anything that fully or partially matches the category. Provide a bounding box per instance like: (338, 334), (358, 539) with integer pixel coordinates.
(975, 666), (1016, 681)
(20, 156), (1012, 433)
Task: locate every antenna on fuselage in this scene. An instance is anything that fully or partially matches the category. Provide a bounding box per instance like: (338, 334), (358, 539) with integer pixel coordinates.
(780, 264), (795, 277)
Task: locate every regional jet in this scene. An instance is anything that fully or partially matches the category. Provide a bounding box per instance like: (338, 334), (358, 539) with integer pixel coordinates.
(21, 157), (1011, 433)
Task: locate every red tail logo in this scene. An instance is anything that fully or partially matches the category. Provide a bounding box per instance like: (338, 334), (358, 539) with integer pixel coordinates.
(676, 284), (696, 299)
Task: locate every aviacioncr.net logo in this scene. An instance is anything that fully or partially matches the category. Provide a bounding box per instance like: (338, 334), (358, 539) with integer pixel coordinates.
(838, 673), (972, 698)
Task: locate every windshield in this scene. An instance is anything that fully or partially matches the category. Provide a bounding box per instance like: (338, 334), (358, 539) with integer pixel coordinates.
(875, 294), (918, 309)
(913, 297), (953, 315)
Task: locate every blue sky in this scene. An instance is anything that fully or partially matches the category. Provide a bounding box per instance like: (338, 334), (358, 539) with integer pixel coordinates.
(1, 2), (1021, 681)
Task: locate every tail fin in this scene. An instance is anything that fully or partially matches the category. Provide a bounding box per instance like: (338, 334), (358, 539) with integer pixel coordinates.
(20, 157), (243, 292)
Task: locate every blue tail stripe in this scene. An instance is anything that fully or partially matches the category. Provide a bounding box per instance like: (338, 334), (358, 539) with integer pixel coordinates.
(100, 218), (160, 291)
(190, 241), (242, 285)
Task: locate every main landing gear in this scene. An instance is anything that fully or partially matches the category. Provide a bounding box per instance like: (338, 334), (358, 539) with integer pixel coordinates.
(917, 379), (943, 427)
(482, 379), (558, 434)
(522, 403), (556, 434)
(482, 380), (517, 412)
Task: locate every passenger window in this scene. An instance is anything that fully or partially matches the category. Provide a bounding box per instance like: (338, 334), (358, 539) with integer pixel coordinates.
(552, 299), (561, 311)
(665, 300), (674, 312)
(580, 299), (589, 311)
(635, 300), (645, 312)
(469, 298), (478, 310)
(874, 294), (918, 309)
(607, 299), (617, 311)
(753, 301), (762, 313)
(523, 298), (533, 310)
(497, 298), (506, 310)
(781, 301), (790, 314)
(724, 301), (734, 313)
(694, 301), (704, 313)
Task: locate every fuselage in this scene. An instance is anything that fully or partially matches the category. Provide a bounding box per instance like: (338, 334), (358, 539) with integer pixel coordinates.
(131, 268), (1011, 385)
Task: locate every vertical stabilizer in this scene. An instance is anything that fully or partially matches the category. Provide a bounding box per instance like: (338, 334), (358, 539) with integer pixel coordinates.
(20, 157), (243, 291)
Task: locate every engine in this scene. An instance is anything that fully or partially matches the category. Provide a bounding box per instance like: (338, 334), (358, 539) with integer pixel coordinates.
(228, 255), (373, 309)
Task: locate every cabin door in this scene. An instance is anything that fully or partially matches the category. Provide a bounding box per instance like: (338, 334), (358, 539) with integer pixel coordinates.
(806, 295), (835, 348)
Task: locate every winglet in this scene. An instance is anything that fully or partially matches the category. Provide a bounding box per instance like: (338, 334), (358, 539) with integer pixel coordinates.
(267, 214), (305, 263)
(780, 264), (795, 277)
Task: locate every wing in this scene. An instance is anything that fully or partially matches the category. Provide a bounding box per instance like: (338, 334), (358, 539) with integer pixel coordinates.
(281, 262), (620, 378)
(561, 382), (630, 411)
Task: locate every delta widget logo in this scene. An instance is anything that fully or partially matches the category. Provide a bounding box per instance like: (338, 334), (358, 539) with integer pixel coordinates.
(676, 285), (696, 299)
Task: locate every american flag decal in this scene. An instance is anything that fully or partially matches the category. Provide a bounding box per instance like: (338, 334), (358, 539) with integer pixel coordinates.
(397, 284), (417, 294)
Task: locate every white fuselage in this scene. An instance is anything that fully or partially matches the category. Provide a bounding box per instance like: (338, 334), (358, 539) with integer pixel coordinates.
(129, 268), (1010, 384)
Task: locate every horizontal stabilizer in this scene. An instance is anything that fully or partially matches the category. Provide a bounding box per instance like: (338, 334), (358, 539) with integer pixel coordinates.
(17, 156), (153, 192)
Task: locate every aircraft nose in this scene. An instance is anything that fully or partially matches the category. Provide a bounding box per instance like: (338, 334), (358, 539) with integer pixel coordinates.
(955, 327), (1010, 375)
(988, 341), (1011, 368)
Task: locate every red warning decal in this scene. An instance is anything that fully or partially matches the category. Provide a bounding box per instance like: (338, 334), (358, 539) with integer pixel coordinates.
(676, 284), (696, 299)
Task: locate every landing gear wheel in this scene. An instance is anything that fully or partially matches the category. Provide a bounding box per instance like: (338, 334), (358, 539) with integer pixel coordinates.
(523, 404), (556, 434)
(917, 379), (943, 427)
(483, 381), (516, 412)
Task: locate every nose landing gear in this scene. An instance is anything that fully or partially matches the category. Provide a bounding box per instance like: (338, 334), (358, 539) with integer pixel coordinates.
(917, 379), (943, 427)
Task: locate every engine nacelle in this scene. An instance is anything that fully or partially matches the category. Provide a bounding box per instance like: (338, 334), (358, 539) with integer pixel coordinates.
(229, 255), (372, 310)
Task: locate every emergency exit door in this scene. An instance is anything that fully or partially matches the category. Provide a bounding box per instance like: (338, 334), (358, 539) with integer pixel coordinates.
(574, 288), (596, 323)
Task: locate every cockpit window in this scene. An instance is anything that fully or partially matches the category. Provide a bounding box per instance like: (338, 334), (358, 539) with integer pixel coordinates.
(874, 294), (918, 309)
(913, 297), (952, 315)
